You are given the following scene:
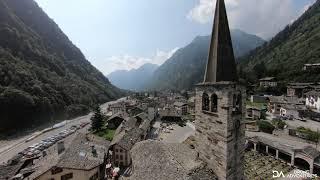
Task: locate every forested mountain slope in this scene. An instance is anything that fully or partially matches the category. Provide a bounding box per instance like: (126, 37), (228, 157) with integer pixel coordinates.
(239, 0), (320, 83)
(146, 30), (265, 90)
(0, 0), (122, 134)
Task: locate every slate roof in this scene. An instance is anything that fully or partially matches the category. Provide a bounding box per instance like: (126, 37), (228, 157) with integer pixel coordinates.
(174, 102), (188, 107)
(306, 90), (320, 97)
(203, 0), (237, 83)
(259, 77), (276, 81)
(0, 161), (24, 180)
(268, 96), (303, 104)
(159, 108), (180, 117)
(56, 133), (109, 170)
(110, 128), (144, 151)
(300, 146), (320, 159)
(280, 104), (305, 110)
(128, 140), (217, 180)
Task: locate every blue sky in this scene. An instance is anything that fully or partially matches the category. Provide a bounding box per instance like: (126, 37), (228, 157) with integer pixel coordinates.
(35, 0), (315, 75)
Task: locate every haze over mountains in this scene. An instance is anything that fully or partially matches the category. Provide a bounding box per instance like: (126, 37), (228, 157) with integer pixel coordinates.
(109, 29), (265, 90)
(107, 63), (158, 91)
(0, 0), (122, 134)
(112, 0), (320, 92)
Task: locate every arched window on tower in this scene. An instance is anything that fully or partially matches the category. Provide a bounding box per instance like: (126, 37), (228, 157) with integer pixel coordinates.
(233, 92), (242, 113)
(211, 94), (218, 112)
(202, 93), (210, 111)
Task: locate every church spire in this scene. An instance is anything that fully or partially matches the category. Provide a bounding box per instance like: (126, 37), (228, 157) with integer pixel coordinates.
(203, 0), (238, 83)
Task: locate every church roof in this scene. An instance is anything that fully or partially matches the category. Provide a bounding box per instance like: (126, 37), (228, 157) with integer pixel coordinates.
(203, 0), (237, 83)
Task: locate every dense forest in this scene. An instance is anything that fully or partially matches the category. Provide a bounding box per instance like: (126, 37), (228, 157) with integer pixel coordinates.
(239, 0), (320, 84)
(0, 0), (123, 134)
(145, 30), (265, 91)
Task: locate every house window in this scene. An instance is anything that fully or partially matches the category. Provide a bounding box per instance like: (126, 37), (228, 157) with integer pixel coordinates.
(119, 149), (123, 153)
(211, 94), (218, 112)
(89, 172), (99, 180)
(202, 93), (210, 111)
(115, 149), (118, 152)
(116, 155), (119, 159)
(51, 167), (63, 175)
(120, 155), (123, 160)
(61, 173), (73, 180)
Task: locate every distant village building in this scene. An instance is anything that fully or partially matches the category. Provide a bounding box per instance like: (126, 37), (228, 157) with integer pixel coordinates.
(287, 83), (320, 98)
(244, 120), (259, 132)
(109, 102), (125, 115)
(303, 63), (320, 71)
(267, 96), (304, 115)
(159, 106), (182, 122)
(30, 133), (109, 180)
(250, 95), (268, 103)
(259, 77), (277, 88)
(246, 107), (262, 120)
(188, 102), (195, 115)
(305, 91), (320, 112)
(280, 104), (305, 118)
(173, 102), (188, 115)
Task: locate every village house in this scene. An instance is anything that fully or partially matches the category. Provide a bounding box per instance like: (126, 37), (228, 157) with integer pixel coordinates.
(108, 112), (153, 168)
(188, 102), (195, 115)
(305, 91), (320, 112)
(108, 102), (126, 115)
(303, 63), (320, 71)
(246, 107), (262, 120)
(259, 77), (277, 88)
(267, 96), (304, 115)
(159, 106), (182, 122)
(106, 113), (126, 130)
(109, 128), (144, 168)
(29, 133), (109, 180)
(250, 95), (268, 103)
(173, 101), (188, 115)
(287, 83), (320, 98)
(280, 104), (305, 119)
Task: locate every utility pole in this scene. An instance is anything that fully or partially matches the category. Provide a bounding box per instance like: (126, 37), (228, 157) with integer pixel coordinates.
(317, 128), (319, 149)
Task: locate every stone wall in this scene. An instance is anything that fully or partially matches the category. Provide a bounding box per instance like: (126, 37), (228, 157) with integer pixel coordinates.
(194, 82), (245, 180)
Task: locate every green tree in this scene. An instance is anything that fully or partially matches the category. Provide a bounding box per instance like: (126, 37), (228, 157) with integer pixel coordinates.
(90, 106), (105, 131)
(258, 120), (275, 134)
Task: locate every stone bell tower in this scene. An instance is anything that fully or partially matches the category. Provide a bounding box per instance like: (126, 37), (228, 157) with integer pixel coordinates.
(194, 0), (245, 179)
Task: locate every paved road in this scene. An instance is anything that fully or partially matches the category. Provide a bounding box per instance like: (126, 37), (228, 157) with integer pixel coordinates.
(0, 97), (126, 164)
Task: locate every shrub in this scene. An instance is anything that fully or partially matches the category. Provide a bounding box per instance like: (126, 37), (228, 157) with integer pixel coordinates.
(258, 121), (275, 134)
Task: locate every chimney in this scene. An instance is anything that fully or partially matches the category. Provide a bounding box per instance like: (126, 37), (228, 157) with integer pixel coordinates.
(91, 145), (97, 157)
(57, 141), (65, 154)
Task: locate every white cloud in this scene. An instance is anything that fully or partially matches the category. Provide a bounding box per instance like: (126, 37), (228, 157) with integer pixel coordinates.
(98, 48), (179, 75)
(188, 0), (312, 39)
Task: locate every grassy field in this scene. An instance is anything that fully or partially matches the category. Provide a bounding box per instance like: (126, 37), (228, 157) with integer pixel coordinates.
(94, 128), (116, 141)
(246, 101), (267, 110)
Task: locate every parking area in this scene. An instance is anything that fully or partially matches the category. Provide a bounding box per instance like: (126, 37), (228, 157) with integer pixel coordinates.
(158, 122), (195, 143)
(18, 122), (89, 159)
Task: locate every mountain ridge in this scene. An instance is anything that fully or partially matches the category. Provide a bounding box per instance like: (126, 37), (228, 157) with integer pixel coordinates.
(108, 63), (159, 91)
(239, 0), (320, 83)
(144, 29), (265, 91)
(0, 0), (123, 134)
